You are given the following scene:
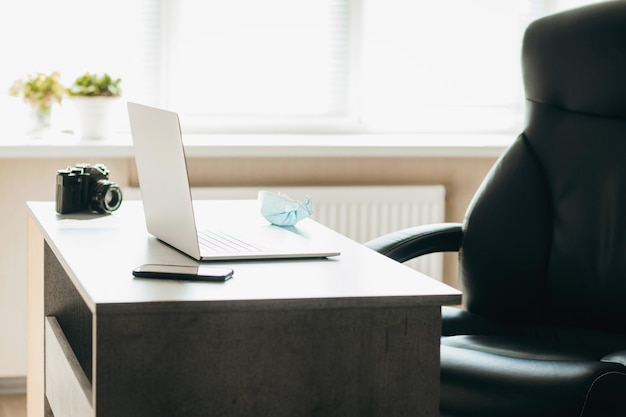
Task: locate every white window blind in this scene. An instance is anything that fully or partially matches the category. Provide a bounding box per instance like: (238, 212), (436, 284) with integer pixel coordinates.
(164, 0), (354, 132)
(0, 0), (160, 132)
(0, 0), (159, 100)
(360, 0), (532, 133)
(0, 0), (605, 136)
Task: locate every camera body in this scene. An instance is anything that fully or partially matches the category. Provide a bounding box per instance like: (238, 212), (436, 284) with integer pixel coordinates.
(56, 163), (123, 214)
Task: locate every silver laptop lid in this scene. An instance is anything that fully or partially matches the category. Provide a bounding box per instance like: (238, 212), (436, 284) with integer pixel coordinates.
(127, 102), (202, 259)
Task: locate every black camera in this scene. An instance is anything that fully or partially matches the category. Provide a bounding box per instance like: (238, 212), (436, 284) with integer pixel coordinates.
(56, 163), (123, 214)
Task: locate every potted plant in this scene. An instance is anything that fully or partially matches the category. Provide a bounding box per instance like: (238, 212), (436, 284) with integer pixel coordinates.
(67, 72), (122, 140)
(9, 72), (65, 134)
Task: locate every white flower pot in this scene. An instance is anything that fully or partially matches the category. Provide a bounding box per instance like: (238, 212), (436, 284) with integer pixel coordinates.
(71, 97), (119, 140)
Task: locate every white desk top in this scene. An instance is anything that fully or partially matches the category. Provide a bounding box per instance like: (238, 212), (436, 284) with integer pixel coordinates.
(28, 200), (461, 313)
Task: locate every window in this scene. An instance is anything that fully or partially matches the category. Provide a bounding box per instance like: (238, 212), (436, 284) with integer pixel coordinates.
(0, 0), (158, 132)
(360, 0), (530, 133)
(165, 0), (354, 133)
(0, 0), (605, 136)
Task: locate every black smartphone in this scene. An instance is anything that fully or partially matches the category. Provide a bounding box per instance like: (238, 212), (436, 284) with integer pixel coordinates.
(132, 264), (233, 282)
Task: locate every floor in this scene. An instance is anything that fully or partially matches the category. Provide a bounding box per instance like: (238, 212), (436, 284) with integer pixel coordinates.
(0, 394), (26, 417)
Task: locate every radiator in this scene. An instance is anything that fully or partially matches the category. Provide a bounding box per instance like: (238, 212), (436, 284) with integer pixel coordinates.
(125, 185), (446, 280)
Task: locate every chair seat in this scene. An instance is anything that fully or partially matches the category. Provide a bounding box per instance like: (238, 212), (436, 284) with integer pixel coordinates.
(440, 336), (626, 417)
(443, 334), (601, 362)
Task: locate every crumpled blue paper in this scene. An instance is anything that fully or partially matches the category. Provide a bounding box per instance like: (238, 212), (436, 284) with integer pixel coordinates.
(259, 190), (313, 226)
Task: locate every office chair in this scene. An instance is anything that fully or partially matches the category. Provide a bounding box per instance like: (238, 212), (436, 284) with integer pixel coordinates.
(366, 2), (626, 416)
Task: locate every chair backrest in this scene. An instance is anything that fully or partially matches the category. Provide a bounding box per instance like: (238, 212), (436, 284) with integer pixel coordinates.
(460, 2), (626, 335)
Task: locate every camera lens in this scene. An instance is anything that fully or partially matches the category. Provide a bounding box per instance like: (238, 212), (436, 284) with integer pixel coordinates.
(104, 187), (121, 208)
(90, 181), (123, 213)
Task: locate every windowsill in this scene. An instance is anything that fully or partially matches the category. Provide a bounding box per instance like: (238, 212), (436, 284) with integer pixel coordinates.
(0, 131), (513, 159)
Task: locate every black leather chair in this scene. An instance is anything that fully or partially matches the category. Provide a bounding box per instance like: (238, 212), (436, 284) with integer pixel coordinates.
(366, 3), (626, 416)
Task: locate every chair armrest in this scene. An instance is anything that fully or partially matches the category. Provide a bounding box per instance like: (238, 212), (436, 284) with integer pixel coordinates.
(364, 222), (463, 263)
(602, 350), (626, 367)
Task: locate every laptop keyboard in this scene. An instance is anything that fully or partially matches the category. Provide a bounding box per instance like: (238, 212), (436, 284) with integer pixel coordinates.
(198, 230), (262, 254)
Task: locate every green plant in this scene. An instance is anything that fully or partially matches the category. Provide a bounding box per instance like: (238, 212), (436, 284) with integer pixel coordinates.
(9, 72), (65, 112)
(68, 72), (122, 97)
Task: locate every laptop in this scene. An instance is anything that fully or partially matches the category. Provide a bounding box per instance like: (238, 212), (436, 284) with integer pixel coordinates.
(127, 102), (340, 261)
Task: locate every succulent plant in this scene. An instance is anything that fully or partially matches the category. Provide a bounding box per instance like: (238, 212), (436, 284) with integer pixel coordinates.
(67, 72), (122, 97)
(9, 72), (65, 112)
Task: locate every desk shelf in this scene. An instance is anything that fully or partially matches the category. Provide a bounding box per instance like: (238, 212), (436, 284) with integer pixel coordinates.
(45, 317), (93, 417)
